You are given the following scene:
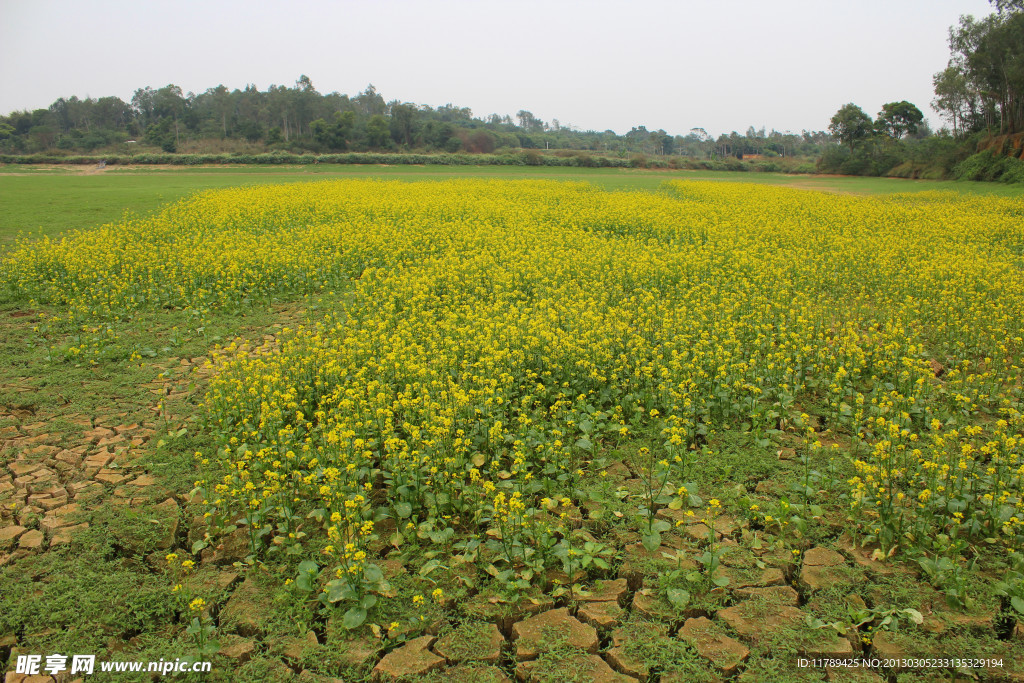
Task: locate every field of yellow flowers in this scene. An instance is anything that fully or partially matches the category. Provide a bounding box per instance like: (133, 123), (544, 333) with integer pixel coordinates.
(4, 178), (1024, 680)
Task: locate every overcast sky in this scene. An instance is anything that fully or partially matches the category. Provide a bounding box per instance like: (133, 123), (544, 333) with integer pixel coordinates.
(0, 0), (997, 137)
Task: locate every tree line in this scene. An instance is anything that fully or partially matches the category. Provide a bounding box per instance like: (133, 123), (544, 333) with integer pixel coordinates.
(3, 0), (1020, 182)
(820, 0), (1024, 181)
(0, 77), (830, 160)
(933, 1), (1024, 137)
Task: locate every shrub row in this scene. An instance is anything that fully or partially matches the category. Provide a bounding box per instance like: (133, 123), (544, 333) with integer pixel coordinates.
(0, 151), (818, 174)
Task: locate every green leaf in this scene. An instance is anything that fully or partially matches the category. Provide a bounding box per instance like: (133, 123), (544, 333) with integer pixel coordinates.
(395, 501), (413, 519)
(667, 588), (691, 609)
(360, 594), (378, 610)
(902, 608), (924, 625)
(202, 640), (220, 657)
(806, 615), (826, 629)
(1012, 596), (1024, 615)
(325, 579), (348, 603)
(342, 607), (367, 630)
(575, 437), (593, 452)
(712, 575), (731, 587)
(420, 559), (443, 577)
(641, 532), (661, 552)
(429, 527), (455, 544)
(362, 564), (383, 584)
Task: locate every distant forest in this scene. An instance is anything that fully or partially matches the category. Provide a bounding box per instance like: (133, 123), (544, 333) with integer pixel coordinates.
(1, 0), (1022, 182)
(0, 76), (832, 161)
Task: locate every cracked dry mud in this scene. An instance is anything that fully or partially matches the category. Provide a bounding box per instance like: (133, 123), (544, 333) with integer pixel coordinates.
(3, 309), (1023, 682)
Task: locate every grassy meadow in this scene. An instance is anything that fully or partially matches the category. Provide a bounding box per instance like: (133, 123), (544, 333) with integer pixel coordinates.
(1, 167), (1024, 682)
(2, 164), (1023, 245)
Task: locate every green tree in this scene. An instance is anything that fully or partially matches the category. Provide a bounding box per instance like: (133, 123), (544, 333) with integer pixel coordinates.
(311, 111), (355, 151)
(829, 103), (873, 150)
(875, 101), (925, 139)
(991, 0), (1024, 13)
(266, 85), (293, 141)
(516, 110), (544, 133)
(932, 67), (978, 137)
(353, 84), (386, 117)
(144, 119), (176, 152)
(388, 103), (417, 147)
(650, 129), (673, 155)
(236, 120), (263, 142)
(131, 86), (157, 127)
(94, 96), (131, 131)
(366, 114), (390, 148)
(291, 75), (320, 139)
(152, 85), (187, 146)
(209, 85), (232, 137)
(420, 121), (455, 150)
(947, 11), (1024, 133)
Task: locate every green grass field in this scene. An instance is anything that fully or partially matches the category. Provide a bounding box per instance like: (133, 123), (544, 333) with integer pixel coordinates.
(2, 164), (1022, 244)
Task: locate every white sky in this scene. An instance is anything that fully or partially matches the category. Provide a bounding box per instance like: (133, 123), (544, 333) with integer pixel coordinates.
(0, 0), (997, 137)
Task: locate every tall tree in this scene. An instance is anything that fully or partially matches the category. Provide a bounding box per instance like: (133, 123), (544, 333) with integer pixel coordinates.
(932, 66), (978, 137)
(875, 101), (924, 139)
(94, 96), (131, 131)
(152, 85), (187, 145)
(990, 0), (1024, 13)
(516, 110), (544, 132)
(829, 103), (873, 149)
(266, 84), (293, 141)
(946, 11), (1024, 133)
(131, 87), (157, 127)
(208, 85), (232, 137)
(353, 85), (386, 117)
(388, 103), (417, 147)
(366, 114), (390, 148)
